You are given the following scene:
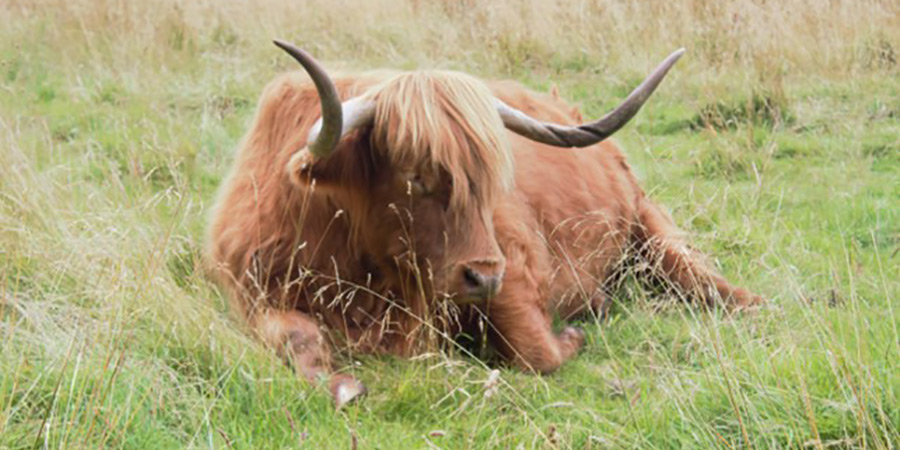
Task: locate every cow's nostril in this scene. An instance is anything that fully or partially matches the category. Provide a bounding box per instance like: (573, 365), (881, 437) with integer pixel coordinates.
(462, 266), (482, 289)
(459, 265), (503, 301)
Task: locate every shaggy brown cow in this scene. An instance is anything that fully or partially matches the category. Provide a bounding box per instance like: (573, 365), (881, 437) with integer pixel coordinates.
(206, 40), (763, 407)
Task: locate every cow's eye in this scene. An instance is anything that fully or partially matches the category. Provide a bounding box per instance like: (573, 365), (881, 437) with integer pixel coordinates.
(405, 173), (430, 196)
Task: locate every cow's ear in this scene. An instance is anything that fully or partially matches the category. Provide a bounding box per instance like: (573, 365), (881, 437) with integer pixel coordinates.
(286, 134), (374, 191)
(287, 148), (317, 187)
(569, 106), (583, 123)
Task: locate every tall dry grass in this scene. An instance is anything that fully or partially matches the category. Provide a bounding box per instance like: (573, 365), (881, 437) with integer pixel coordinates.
(4, 0), (896, 138)
(4, 0), (897, 76)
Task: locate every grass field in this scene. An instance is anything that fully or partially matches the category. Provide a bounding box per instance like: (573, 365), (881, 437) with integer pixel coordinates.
(1, 0), (897, 448)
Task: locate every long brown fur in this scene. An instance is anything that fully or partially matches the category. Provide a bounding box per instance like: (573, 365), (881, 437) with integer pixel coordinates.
(206, 68), (763, 405)
(369, 71), (514, 210)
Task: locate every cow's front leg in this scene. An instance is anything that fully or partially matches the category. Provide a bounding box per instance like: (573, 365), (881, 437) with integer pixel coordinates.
(251, 309), (366, 407)
(486, 296), (585, 374)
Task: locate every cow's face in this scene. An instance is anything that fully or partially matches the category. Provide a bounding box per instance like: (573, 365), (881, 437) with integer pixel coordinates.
(289, 70), (513, 303)
(351, 71), (516, 303)
(369, 161), (506, 304)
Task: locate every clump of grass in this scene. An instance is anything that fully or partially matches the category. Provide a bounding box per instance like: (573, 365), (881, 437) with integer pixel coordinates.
(693, 91), (792, 131)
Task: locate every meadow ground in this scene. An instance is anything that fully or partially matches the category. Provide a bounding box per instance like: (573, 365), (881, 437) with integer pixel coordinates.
(1, 0), (897, 448)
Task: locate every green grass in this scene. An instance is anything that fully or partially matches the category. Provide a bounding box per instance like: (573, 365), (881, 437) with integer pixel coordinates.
(1, 1), (897, 448)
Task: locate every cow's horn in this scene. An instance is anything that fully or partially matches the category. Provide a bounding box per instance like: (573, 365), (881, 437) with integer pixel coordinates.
(273, 40), (342, 158)
(496, 48), (685, 148)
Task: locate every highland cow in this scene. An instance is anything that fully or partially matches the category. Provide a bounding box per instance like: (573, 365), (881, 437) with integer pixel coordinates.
(206, 40), (762, 407)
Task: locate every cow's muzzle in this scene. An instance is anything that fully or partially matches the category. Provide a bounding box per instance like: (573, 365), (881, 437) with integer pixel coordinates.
(456, 262), (503, 302)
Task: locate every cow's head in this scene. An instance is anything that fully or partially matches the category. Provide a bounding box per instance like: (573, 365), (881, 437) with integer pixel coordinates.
(276, 40), (683, 304)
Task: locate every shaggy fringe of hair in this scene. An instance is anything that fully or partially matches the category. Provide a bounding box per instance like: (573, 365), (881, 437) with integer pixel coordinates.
(365, 70), (515, 210)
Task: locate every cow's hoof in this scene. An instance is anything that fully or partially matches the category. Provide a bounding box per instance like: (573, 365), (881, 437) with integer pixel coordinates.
(560, 326), (586, 348)
(726, 289), (766, 315)
(330, 375), (367, 409)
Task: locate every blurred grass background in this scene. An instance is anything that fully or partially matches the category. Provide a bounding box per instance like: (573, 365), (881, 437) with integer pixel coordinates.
(0, 0), (897, 448)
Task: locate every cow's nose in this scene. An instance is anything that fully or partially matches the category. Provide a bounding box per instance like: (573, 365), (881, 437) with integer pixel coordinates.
(460, 265), (502, 301)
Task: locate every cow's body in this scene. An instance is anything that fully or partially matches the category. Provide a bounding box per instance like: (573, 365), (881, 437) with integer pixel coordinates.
(207, 56), (761, 406)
